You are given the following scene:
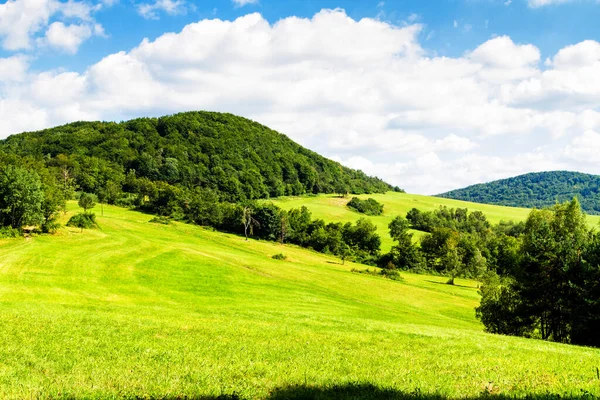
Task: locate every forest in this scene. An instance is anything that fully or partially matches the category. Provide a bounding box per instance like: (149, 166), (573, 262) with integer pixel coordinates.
(438, 170), (600, 214)
(0, 111), (394, 204)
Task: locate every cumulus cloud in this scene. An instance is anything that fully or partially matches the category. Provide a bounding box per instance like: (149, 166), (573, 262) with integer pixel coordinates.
(0, 0), (106, 53)
(1, 9), (600, 193)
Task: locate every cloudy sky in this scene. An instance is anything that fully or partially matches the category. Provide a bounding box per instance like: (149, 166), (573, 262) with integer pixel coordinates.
(1, 0), (599, 194)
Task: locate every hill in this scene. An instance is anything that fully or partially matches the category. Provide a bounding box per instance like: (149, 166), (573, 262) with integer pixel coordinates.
(437, 171), (600, 214)
(0, 111), (394, 203)
(0, 203), (598, 398)
(271, 192), (600, 252)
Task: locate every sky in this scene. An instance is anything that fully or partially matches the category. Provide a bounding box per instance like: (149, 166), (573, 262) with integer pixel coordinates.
(1, 0), (600, 194)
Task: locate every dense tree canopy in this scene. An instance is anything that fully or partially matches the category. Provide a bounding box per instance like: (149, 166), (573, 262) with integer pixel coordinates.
(475, 198), (600, 347)
(0, 112), (393, 204)
(438, 171), (600, 214)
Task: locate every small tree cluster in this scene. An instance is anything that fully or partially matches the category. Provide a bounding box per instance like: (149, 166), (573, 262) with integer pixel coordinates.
(347, 197), (384, 216)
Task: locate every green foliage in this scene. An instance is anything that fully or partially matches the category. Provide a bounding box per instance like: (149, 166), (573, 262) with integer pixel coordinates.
(67, 212), (98, 230)
(0, 226), (21, 238)
(0, 112), (394, 207)
(438, 170), (600, 215)
(406, 206), (491, 235)
(78, 192), (97, 212)
(271, 253), (287, 260)
(351, 267), (403, 281)
(0, 165), (44, 228)
(386, 216), (424, 271)
(476, 198), (600, 347)
(347, 197), (384, 216)
(149, 216), (171, 225)
(475, 272), (535, 337)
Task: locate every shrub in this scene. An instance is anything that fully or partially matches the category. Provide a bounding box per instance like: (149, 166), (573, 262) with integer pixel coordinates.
(67, 213), (98, 230)
(41, 219), (61, 234)
(272, 253), (287, 260)
(149, 216), (171, 225)
(0, 227), (21, 238)
(351, 267), (403, 282)
(347, 197), (384, 216)
(115, 194), (137, 208)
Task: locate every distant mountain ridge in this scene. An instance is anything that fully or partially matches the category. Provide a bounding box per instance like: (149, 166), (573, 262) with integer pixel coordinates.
(437, 171), (600, 215)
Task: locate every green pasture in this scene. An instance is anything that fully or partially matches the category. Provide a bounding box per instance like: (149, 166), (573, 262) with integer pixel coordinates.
(271, 192), (600, 252)
(0, 202), (598, 399)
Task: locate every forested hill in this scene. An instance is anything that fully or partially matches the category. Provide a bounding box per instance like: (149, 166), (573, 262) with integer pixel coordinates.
(0, 111), (395, 201)
(437, 171), (600, 214)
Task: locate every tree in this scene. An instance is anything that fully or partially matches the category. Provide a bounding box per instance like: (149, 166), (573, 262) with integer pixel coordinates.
(242, 206), (259, 241)
(339, 243), (351, 265)
(186, 187), (222, 227)
(78, 193), (97, 213)
(388, 216), (423, 270)
(59, 165), (76, 213)
(475, 272), (534, 336)
(40, 179), (65, 233)
(517, 198), (588, 342)
(343, 218), (381, 255)
(0, 165), (44, 229)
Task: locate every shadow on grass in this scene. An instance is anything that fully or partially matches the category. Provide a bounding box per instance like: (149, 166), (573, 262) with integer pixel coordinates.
(150, 383), (598, 400)
(425, 280), (474, 289)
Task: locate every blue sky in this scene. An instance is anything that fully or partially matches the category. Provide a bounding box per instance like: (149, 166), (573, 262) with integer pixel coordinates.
(0, 0), (600, 193)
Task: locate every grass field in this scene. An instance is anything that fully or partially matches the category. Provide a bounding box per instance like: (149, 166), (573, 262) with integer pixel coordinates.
(271, 193), (600, 252)
(0, 202), (599, 399)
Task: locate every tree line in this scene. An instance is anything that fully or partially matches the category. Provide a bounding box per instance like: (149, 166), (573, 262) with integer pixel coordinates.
(382, 201), (599, 348)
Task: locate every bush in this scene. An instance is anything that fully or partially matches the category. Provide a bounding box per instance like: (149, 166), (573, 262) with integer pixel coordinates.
(67, 213), (98, 230)
(41, 219), (61, 234)
(149, 216), (171, 225)
(115, 194), (137, 208)
(380, 268), (403, 281)
(272, 253), (287, 260)
(347, 197), (384, 216)
(0, 227), (21, 238)
(351, 267), (403, 281)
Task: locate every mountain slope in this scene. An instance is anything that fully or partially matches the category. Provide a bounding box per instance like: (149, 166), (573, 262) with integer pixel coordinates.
(437, 171), (600, 214)
(0, 203), (598, 398)
(0, 111), (394, 202)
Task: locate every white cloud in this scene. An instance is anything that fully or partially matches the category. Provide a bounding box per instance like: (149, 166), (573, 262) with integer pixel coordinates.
(0, 0), (106, 52)
(469, 36), (540, 69)
(232, 0), (259, 6)
(137, 0), (187, 19)
(564, 130), (600, 164)
(1, 9), (600, 194)
(0, 55), (30, 82)
(41, 22), (93, 54)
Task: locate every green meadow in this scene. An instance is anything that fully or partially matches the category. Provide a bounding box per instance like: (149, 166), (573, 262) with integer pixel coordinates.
(271, 193), (600, 252)
(0, 202), (599, 399)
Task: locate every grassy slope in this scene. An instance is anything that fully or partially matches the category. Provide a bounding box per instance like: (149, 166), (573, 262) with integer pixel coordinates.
(271, 193), (600, 252)
(0, 203), (599, 399)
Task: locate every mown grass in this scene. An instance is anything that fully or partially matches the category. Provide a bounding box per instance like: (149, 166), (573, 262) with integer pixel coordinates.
(271, 193), (600, 252)
(0, 203), (599, 399)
